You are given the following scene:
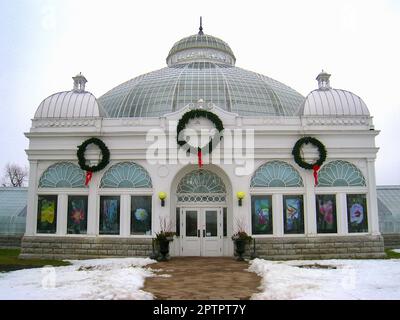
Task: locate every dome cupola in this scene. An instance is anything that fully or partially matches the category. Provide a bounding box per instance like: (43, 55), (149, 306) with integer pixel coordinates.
(166, 17), (236, 66)
(302, 71), (369, 117)
(34, 73), (103, 119)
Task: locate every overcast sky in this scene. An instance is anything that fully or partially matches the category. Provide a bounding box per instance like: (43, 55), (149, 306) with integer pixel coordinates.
(0, 0), (399, 185)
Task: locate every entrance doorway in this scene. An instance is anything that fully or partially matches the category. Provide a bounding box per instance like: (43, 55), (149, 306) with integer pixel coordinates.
(180, 207), (223, 256)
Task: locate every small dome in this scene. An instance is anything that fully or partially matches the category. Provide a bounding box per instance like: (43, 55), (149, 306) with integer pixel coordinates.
(302, 71), (369, 116)
(34, 74), (103, 119)
(166, 33), (236, 66)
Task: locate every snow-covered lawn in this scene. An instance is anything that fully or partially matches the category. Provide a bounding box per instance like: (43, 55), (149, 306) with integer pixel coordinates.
(0, 257), (156, 300)
(393, 249), (400, 254)
(249, 258), (400, 300)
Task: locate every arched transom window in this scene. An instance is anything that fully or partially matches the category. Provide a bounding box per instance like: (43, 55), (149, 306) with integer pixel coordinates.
(100, 162), (152, 188)
(39, 162), (86, 188)
(251, 161), (303, 188)
(176, 169), (226, 203)
(317, 160), (366, 187)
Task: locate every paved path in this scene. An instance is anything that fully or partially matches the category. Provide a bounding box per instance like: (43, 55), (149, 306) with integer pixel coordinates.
(143, 257), (261, 300)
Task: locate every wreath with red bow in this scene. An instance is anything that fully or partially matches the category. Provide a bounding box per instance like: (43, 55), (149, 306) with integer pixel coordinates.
(77, 137), (110, 185)
(176, 109), (224, 168)
(292, 137), (327, 186)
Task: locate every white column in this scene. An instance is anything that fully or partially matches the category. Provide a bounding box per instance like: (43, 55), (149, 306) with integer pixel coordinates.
(305, 173), (317, 235)
(336, 193), (347, 235)
(366, 159), (380, 235)
(25, 160), (38, 236)
(57, 194), (68, 235)
(87, 173), (98, 235)
(273, 194), (283, 236)
(120, 194), (130, 236)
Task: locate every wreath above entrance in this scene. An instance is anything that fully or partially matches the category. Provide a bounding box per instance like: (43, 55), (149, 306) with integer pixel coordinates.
(176, 109), (224, 168)
(292, 136), (327, 186)
(77, 137), (110, 185)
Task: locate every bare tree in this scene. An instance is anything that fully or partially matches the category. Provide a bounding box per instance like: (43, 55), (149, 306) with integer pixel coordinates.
(1, 163), (28, 187)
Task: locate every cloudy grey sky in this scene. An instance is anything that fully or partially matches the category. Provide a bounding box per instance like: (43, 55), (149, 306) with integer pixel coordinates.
(0, 0), (399, 185)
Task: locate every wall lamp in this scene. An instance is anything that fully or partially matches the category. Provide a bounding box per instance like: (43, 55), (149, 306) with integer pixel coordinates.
(236, 191), (245, 206)
(158, 192), (167, 207)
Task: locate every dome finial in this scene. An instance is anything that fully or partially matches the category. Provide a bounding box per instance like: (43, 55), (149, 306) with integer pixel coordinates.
(72, 72), (87, 92)
(198, 16), (204, 35)
(316, 70), (331, 90)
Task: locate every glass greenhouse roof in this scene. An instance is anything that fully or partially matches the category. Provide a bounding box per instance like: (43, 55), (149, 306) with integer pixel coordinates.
(99, 62), (305, 118)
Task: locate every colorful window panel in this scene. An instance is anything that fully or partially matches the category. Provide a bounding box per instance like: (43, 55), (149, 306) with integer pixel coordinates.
(283, 195), (304, 234)
(131, 196), (152, 235)
(251, 195), (273, 235)
(67, 196), (88, 234)
(316, 194), (337, 233)
(37, 195), (57, 234)
(99, 196), (120, 235)
(347, 194), (368, 233)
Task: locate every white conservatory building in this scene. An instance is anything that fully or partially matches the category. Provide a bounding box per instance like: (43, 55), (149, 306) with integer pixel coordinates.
(21, 23), (385, 259)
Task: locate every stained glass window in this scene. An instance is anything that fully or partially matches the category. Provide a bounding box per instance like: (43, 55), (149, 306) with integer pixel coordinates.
(100, 162), (152, 188)
(347, 194), (368, 233)
(99, 196), (120, 235)
(251, 195), (273, 235)
(251, 161), (303, 188)
(317, 160), (366, 187)
(37, 195), (57, 234)
(131, 196), (152, 235)
(67, 196), (88, 234)
(283, 195), (304, 234)
(177, 169), (226, 193)
(316, 194), (337, 233)
(39, 162), (86, 188)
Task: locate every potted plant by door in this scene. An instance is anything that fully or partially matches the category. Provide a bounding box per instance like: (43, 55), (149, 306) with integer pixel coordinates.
(155, 231), (175, 261)
(231, 219), (252, 261)
(154, 217), (175, 261)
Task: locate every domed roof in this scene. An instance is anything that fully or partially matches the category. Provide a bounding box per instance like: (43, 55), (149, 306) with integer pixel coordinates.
(34, 74), (103, 119)
(302, 71), (369, 116)
(99, 24), (305, 118)
(98, 63), (305, 118)
(166, 33), (236, 66)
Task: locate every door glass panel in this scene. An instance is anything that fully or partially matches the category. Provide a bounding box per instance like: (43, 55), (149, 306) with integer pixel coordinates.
(205, 210), (217, 237)
(186, 211), (198, 237)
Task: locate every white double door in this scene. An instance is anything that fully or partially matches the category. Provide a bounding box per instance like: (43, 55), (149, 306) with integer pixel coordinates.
(180, 207), (223, 256)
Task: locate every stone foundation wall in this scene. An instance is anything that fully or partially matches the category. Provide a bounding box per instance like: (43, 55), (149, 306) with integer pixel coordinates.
(243, 235), (385, 260)
(382, 234), (400, 249)
(0, 235), (23, 248)
(20, 236), (153, 260)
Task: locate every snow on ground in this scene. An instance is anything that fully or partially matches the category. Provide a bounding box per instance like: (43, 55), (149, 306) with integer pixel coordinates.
(249, 258), (400, 300)
(393, 249), (400, 253)
(0, 257), (156, 300)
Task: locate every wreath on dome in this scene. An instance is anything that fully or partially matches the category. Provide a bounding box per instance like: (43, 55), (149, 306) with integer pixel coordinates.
(177, 109), (224, 168)
(292, 136), (327, 186)
(77, 137), (110, 185)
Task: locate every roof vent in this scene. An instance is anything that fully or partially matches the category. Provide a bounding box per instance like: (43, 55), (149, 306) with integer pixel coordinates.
(72, 72), (87, 92)
(316, 70), (331, 90)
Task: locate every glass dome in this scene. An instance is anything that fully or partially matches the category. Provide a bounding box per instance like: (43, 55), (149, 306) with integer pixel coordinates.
(98, 30), (305, 118)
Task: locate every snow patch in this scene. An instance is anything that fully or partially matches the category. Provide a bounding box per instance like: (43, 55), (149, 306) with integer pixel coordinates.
(249, 258), (400, 300)
(0, 257), (156, 300)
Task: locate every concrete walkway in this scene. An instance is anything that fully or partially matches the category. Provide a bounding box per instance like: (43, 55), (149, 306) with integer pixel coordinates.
(143, 257), (261, 300)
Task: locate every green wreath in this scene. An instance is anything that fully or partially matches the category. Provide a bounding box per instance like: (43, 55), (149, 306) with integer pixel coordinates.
(77, 137), (110, 172)
(176, 109), (224, 155)
(292, 136), (327, 170)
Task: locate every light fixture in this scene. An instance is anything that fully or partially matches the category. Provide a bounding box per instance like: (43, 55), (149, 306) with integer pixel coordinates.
(158, 192), (167, 207)
(237, 191), (245, 206)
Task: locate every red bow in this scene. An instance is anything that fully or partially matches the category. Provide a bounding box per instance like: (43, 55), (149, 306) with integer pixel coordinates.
(313, 165), (320, 186)
(85, 171), (93, 186)
(197, 148), (203, 168)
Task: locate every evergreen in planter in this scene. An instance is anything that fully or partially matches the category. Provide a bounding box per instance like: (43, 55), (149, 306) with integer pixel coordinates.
(231, 231), (252, 261)
(154, 231), (175, 261)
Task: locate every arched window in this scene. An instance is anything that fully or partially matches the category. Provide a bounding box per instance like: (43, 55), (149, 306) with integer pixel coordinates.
(39, 162), (86, 188)
(177, 169), (226, 193)
(317, 160), (366, 187)
(250, 161), (303, 188)
(100, 162), (152, 188)
(176, 169), (226, 203)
